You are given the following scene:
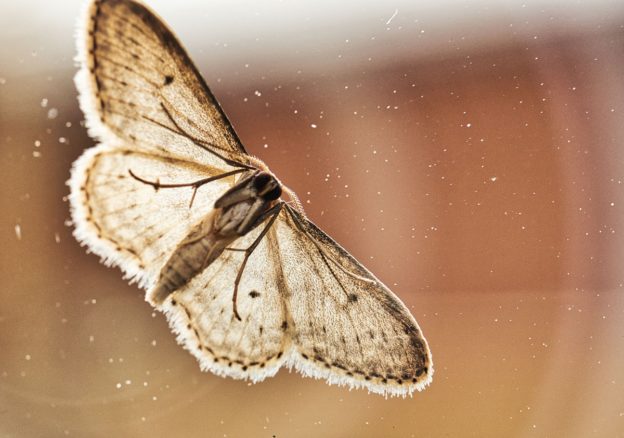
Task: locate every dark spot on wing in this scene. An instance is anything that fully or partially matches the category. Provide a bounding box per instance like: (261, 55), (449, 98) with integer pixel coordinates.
(348, 293), (358, 303)
(163, 75), (174, 85)
(404, 326), (418, 335)
(248, 290), (260, 298)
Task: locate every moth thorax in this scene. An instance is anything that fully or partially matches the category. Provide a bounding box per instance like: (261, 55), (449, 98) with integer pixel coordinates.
(215, 201), (256, 236)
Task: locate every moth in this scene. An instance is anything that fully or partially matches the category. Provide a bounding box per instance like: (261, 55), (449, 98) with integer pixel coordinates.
(69, 0), (433, 397)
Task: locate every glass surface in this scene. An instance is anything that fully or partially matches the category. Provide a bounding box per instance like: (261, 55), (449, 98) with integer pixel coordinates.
(1, 0), (623, 436)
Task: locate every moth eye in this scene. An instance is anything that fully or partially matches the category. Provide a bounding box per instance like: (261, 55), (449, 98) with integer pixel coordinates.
(252, 172), (272, 190)
(262, 185), (282, 201)
(253, 172), (281, 200)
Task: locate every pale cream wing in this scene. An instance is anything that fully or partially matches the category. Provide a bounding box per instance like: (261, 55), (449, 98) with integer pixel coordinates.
(69, 146), (239, 288)
(276, 206), (433, 397)
(159, 223), (291, 381)
(76, 0), (249, 167)
(71, 0), (252, 286)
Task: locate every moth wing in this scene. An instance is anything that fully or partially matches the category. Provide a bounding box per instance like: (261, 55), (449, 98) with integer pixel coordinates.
(275, 206), (433, 396)
(76, 0), (249, 166)
(147, 205), (432, 393)
(159, 223), (291, 381)
(71, 0), (252, 287)
(69, 147), (238, 288)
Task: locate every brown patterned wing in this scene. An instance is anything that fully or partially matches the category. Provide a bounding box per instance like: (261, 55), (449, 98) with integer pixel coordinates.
(76, 0), (249, 167)
(70, 0), (253, 288)
(275, 206), (433, 396)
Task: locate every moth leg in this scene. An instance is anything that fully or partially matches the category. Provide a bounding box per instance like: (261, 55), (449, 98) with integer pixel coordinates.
(128, 168), (246, 208)
(230, 203), (283, 321)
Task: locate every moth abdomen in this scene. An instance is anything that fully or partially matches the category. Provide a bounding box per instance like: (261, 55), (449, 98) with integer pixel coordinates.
(149, 214), (232, 305)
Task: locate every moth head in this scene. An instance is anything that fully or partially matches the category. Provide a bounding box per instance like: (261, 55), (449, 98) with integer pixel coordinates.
(253, 171), (282, 201)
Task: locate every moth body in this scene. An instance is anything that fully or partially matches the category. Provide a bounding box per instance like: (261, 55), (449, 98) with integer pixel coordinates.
(149, 171), (282, 305)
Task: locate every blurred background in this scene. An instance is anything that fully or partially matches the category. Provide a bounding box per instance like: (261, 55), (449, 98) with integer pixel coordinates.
(2, 0), (624, 436)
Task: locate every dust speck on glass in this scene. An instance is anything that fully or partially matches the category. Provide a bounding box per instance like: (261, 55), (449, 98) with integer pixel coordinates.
(68, 0), (432, 397)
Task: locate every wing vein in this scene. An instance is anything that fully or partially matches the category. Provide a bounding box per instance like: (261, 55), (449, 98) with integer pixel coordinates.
(94, 54), (161, 88)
